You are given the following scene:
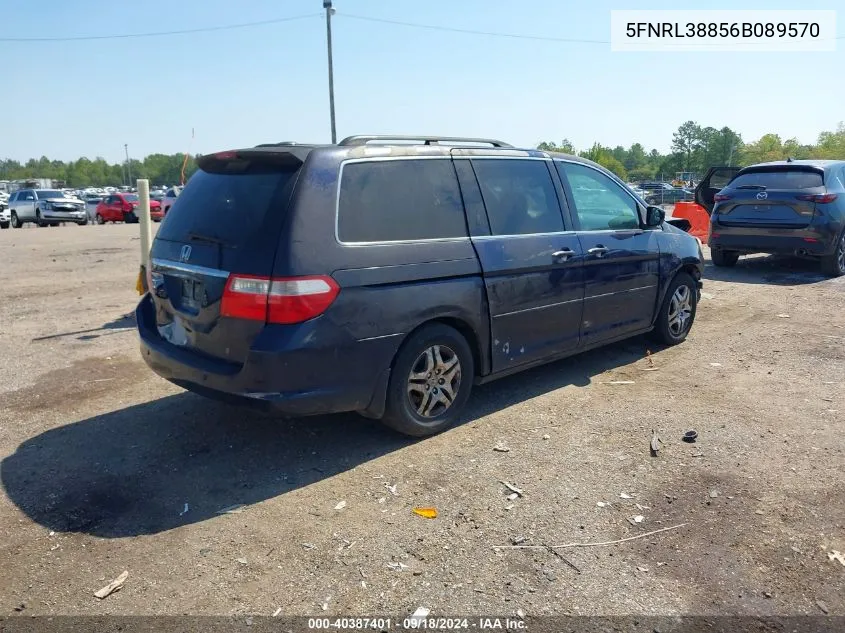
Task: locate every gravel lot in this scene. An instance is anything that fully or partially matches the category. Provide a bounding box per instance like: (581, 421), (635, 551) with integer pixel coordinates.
(0, 224), (843, 618)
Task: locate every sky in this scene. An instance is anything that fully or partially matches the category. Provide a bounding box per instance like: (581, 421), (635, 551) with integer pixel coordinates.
(1, 0), (843, 163)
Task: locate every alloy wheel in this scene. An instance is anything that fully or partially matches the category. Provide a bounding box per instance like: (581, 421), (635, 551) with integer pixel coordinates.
(667, 285), (693, 337)
(406, 345), (462, 418)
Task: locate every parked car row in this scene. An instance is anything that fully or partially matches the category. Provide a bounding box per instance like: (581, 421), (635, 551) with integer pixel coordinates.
(2, 187), (181, 228)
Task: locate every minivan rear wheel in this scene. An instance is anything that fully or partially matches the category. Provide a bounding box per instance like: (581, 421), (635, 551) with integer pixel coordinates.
(650, 272), (698, 346)
(711, 248), (739, 267)
(820, 232), (845, 277)
(381, 323), (474, 437)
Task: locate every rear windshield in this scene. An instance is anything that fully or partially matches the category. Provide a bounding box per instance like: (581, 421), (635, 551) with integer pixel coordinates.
(156, 168), (297, 246)
(730, 169), (823, 190)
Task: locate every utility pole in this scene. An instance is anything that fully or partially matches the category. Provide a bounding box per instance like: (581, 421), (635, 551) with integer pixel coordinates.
(324, 0), (337, 144)
(124, 144), (132, 187)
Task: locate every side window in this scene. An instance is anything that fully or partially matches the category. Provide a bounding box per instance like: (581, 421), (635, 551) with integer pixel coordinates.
(558, 163), (641, 231)
(24, 191), (34, 201)
(472, 159), (564, 236)
(337, 159), (467, 242)
(8, 192), (17, 202)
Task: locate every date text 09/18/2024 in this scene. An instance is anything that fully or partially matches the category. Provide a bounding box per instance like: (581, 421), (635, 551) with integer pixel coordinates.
(306, 617), (526, 630)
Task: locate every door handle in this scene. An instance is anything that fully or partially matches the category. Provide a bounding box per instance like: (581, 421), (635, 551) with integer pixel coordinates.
(552, 248), (575, 261)
(587, 246), (609, 257)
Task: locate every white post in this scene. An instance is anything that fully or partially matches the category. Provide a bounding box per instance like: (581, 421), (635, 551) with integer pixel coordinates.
(137, 179), (152, 294)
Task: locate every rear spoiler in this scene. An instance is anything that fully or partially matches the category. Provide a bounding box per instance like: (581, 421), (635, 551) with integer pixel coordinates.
(197, 149), (309, 173)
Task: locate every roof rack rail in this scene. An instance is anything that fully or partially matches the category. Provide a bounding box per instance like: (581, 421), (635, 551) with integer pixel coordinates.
(254, 141), (300, 147)
(338, 135), (513, 148)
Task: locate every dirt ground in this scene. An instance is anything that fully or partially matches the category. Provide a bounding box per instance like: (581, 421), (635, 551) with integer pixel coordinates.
(0, 223), (842, 618)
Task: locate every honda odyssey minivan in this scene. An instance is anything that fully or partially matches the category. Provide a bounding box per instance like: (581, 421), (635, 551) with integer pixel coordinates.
(137, 136), (704, 436)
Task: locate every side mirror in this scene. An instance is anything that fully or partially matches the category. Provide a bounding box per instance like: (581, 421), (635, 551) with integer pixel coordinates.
(645, 206), (665, 227)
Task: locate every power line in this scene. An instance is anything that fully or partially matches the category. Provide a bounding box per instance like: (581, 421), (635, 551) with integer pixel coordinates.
(0, 13), (320, 42)
(340, 13), (610, 44)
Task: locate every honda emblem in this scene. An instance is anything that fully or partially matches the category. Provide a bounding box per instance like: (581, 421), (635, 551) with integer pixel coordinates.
(179, 245), (192, 263)
(756, 191), (768, 200)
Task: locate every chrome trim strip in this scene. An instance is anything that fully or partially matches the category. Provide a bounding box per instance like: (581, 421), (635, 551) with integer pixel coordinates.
(585, 285), (657, 301)
(358, 333), (405, 342)
(472, 230), (577, 240)
(151, 258), (230, 278)
(495, 296), (583, 318)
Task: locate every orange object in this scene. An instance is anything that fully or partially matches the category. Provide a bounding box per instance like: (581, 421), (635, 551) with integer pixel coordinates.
(412, 507), (438, 519)
(671, 201), (711, 241)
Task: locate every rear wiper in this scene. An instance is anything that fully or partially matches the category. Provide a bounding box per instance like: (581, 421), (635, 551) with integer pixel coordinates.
(736, 185), (766, 190)
(188, 231), (229, 246)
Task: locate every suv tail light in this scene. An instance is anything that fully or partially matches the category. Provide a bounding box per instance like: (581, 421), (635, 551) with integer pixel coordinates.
(221, 274), (339, 324)
(796, 193), (838, 203)
(713, 194), (732, 202)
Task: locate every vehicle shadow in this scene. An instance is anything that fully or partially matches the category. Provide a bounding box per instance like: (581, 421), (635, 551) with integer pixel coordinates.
(703, 254), (832, 286)
(1, 337), (651, 538)
(31, 313), (136, 343)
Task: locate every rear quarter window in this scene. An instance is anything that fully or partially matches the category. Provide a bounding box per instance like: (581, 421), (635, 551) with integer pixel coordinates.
(337, 159), (467, 243)
(730, 169), (824, 189)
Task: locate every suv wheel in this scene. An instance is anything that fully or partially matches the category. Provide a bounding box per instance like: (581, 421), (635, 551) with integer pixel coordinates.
(711, 248), (739, 267)
(821, 232), (845, 278)
(0, 221), (8, 229)
(95, 213), (105, 225)
(381, 323), (474, 437)
(36, 211), (47, 227)
(10, 212), (21, 229)
(651, 272), (697, 346)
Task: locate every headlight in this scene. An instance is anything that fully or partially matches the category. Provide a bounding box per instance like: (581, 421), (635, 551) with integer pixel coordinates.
(43, 203), (53, 210)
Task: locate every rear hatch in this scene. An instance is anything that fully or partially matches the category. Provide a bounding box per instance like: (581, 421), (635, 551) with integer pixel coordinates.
(715, 166), (824, 229)
(149, 150), (303, 365)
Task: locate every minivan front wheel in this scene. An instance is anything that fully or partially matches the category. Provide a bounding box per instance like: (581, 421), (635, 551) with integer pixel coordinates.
(651, 272), (698, 346)
(382, 324), (474, 437)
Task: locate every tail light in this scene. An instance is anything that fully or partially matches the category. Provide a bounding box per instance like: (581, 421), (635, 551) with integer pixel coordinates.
(221, 274), (339, 324)
(713, 194), (732, 202)
(797, 193), (838, 204)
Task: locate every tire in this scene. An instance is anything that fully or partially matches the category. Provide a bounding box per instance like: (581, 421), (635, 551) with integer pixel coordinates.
(821, 231), (845, 278)
(381, 323), (475, 437)
(36, 211), (47, 228)
(78, 217), (88, 226)
(650, 272), (698, 346)
(95, 213), (105, 225)
(0, 222), (8, 229)
(711, 248), (739, 267)
(10, 212), (21, 229)
(124, 211), (138, 224)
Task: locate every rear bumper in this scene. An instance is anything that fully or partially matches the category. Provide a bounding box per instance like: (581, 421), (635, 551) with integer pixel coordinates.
(136, 294), (398, 417)
(709, 223), (837, 256)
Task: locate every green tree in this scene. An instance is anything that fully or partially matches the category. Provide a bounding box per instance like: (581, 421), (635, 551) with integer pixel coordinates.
(537, 138), (575, 154)
(671, 121), (702, 171)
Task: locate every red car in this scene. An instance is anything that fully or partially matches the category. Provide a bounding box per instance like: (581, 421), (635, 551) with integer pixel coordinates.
(94, 193), (163, 224)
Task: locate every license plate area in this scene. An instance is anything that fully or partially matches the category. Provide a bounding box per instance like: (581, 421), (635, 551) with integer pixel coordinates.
(180, 278), (204, 310)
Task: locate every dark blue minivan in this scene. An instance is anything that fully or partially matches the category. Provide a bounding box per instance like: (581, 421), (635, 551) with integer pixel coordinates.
(137, 136), (704, 436)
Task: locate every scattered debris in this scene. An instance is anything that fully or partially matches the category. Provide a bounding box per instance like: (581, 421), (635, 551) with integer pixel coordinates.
(607, 380), (636, 385)
(49, 531), (55, 537)
(542, 434), (550, 440)
(179, 503), (189, 516)
(493, 443), (510, 453)
(650, 430), (662, 457)
(755, 510), (765, 516)
(409, 607), (430, 624)
(510, 536), (527, 545)
(827, 550), (845, 567)
(709, 490), (720, 499)
(387, 562), (409, 572)
(763, 591), (773, 599)
(500, 481), (524, 497)
(619, 493), (634, 500)
(777, 314), (790, 318)
(216, 504), (245, 514)
(626, 515), (645, 525)
(516, 609), (525, 619)
(14, 604), (25, 612)
(709, 362), (722, 367)
(237, 557), (248, 565)
(692, 451), (705, 457)
(637, 566), (649, 572)
(683, 430), (698, 443)
(94, 571), (129, 599)
(816, 600), (829, 614)
(334, 500), (347, 511)
(321, 602), (328, 611)
(272, 608), (282, 617)
(303, 543), (316, 550)
(596, 501), (609, 508)
(384, 483), (399, 496)
(493, 523), (687, 551)
(635, 503), (651, 511)
(507, 493), (519, 501)
(412, 507), (438, 519)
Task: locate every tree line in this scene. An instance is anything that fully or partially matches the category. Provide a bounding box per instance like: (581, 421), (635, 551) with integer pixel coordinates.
(0, 153), (198, 188)
(538, 121), (845, 182)
(2, 122), (844, 187)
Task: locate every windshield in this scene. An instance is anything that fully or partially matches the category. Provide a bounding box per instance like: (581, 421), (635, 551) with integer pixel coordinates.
(34, 190), (65, 199)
